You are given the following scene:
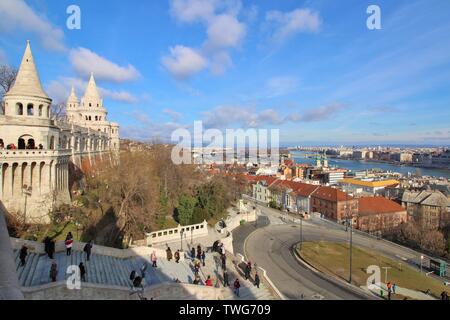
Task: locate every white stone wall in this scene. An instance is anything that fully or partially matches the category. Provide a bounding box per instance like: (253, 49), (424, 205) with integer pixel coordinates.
(145, 220), (209, 246)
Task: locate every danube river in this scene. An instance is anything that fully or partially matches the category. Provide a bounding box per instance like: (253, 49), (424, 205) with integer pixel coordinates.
(290, 151), (450, 179)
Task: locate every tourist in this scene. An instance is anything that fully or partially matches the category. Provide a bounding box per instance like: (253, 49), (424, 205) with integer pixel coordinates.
(212, 240), (220, 253)
(44, 236), (51, 257)
(392, 283), (397, 294)
(221, 254), (226, 270)
(65, 237), (73, 256)
(233, 279), (241, 297)
(131, 276), (144, 295)
(166, 246), (173, 261)
(19, 245), (28, 266)
(66, 232), (73, 241)
(83, 240), (93, 261)
(191, 247), (196, 260)
(79, 262), (86, 282)
(254, 272), (260, 289)
(50, 261), (58, 282)
(196, 245), (202, 260)
(194, 260), (200, 276)
(205, 275), (213, 286)
(244, 263), (251, 280)
(223, 270), (229, 287)
(193, 275), (201, 285)
(201, 250), (206, 267)
(174, 250), (180, 263)
(151, 251), (157, 268)
(48, 239), (55, 259)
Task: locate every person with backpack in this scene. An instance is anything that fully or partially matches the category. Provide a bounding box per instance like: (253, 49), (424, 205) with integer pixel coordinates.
(83, 240), (93, 261)
(79, 262), (86, 282)
(50, 261), (58, 282)
(19, 245), (28, 266)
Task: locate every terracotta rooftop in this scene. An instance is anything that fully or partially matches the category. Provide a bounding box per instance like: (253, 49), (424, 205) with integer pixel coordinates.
(358, 197), (406, 216)
(313, 186), (353, 202)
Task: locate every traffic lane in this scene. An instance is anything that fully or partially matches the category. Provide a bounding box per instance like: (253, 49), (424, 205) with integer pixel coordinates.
(245, 225), (367, 300)
(232, 215), (270, 255)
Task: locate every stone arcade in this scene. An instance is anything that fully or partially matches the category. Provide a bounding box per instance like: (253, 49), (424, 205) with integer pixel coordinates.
(0, 41), (120, 223)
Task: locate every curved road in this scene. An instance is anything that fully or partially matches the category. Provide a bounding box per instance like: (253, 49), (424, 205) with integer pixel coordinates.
(234, 204), (436, 300)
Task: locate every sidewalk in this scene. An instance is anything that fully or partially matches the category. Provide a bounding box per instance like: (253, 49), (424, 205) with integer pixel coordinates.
(361, 283), (436, 300)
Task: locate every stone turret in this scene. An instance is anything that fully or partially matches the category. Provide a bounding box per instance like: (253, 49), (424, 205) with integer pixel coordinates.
(66, 86), (79, 123)
(79, 73), (107, 123)
(3, 40), (52, 119)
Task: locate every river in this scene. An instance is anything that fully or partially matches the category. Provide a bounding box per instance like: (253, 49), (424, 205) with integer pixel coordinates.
(290, 151), (450, 179)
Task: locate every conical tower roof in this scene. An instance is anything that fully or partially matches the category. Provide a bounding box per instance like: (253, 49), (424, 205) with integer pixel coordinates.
(6, 40), (50, 99)
(67, 85), (78, 104)
(83, 72), (101, 101)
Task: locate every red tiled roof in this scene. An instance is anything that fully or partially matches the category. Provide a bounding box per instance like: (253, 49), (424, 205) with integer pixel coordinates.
(268, 180), (319, 197)
(358, 197), (405, 216)
(313, 186), (353, 202)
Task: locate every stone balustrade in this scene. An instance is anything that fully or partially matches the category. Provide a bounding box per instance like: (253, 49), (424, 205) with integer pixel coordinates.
(145, 220), (209, 246)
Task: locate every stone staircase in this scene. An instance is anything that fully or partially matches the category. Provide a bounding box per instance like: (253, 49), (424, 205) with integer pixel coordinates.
(13, 249), (275, 299)
(184, 251), (275, 300)
(14, 250), (192, 288)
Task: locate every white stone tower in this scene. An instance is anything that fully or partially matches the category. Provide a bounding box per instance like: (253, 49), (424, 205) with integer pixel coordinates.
(66, 86), (79, 123)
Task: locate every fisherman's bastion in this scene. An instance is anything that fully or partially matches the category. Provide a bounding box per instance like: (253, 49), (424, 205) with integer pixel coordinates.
(0, 41), (120, 223)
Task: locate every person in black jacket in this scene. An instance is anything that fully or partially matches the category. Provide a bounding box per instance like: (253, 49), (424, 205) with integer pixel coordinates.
(79, 262), (86, 282)
(83, 240), (93, 261)
(19, 245), (28, 266)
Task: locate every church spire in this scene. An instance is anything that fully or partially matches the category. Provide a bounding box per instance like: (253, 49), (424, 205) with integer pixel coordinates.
(6, 40), (50, 99)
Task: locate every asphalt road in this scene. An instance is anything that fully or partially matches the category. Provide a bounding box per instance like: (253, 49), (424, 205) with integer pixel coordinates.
(233, 203), (445, 300)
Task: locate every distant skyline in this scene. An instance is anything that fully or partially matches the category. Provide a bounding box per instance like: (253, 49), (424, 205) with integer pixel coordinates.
(1, 0), (450, 145)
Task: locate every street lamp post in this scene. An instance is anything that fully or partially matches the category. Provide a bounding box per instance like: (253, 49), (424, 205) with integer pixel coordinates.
(420, 255), (424, 273)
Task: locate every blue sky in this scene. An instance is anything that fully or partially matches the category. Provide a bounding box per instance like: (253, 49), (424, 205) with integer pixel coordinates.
(1, 0), (450, 146)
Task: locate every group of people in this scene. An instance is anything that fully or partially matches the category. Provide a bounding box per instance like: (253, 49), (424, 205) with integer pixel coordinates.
(386, 282), (397, 300)
(244, 260), (260, 289)
(441, 291), (449, 300)
(18, 232), (93, 284)
(166, 246), (181, 263)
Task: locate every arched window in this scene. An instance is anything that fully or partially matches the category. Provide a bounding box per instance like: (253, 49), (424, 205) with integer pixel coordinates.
(46, 106), (50, 117)
(16, 103), (23, 115)
(27, 104), (34, 116)
(95, 116), (98, 121)
(89, 103), (92, 107)
(38, 105), (43, 116)
(89, 116), (92, 121)
(27, 138), (35, 149)
(18, 138), (25, 150)
(99, 116), (102, 121)
(50, 136), (55, 149)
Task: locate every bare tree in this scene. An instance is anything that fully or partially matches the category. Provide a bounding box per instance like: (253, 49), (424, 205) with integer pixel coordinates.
(0, 65), (18, 114)
(51, 103), (67, 121)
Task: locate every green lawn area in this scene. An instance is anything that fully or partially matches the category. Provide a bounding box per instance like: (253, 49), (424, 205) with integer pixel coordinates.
(297, 241), (448, 299)
(21, 221), (83, 242)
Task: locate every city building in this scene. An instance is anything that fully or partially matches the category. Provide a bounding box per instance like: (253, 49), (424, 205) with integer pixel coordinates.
(310, 186), (358, 223)
(0, 41), (120, 223)
(401, 190), (450, 229)
(338, 178), (399, 196)
(356, 197), (407, 234)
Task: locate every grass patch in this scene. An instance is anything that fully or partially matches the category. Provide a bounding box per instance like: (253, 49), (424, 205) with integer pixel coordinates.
(297, 241), (448, 299)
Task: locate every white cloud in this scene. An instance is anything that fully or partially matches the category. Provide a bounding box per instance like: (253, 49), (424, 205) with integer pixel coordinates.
(163, 108), (182, 122)
(202, 104), (345, 128)
(46, 76), (138, 105)
(169, 0), (216, 22)
(0, 0), (65, 52)
(164, 0), (247, 79)
(266, 8), (321, 43)
(69, 47), (140, 83)
(161, 45), (208, 80)
(205, 14), (246, 49)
